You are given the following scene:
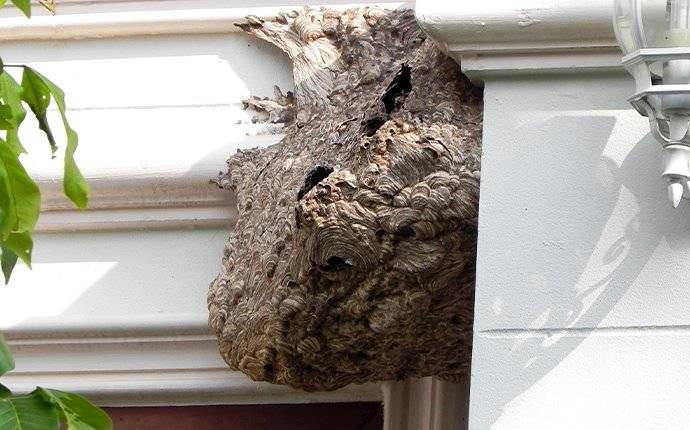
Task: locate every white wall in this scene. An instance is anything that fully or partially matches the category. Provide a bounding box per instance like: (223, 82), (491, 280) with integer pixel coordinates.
(416, 0), (690, 428)
(470, 71), (690, 429)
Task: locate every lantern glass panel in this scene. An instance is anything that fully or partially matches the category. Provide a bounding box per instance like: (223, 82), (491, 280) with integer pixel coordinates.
(614, 0), (640, 53)
(642, 0), (673, 48)
(664, 0), (690, 48)
(614, 0), (684, 52)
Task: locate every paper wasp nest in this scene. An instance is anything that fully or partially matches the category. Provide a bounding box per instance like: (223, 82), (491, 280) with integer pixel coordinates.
(208, 7), (482, 391)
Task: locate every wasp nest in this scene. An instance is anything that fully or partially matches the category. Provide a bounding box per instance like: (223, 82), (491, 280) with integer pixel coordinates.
(208, 7), (483, 391)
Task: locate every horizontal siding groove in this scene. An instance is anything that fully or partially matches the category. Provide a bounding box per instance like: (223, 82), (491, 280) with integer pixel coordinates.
(2, 312), (383, 406)
(23, 134), (282, 232)
(480, 325), (690, 338)
(35, 206), (236, 233)
(2, 313), (211, 338)
(3, 369), (383, 406)
(0, 1), (410, 41)
(35, 134), (281, 211)
(57, 103), (245, 112)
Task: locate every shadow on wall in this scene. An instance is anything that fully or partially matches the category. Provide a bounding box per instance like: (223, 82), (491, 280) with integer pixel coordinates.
(475, 112), (690, 428)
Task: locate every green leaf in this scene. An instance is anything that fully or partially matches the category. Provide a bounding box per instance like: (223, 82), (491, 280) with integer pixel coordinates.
(2, 232), (31, 269)
(0, 246), (17, 283)
(0, 393), (59, 430)
(36, 388), (111, 430)
(0, 72), (27, 154)
(0, 1), (7, 12)
(61, 124), (88, 209)
(10, 0), (30, 18)
(22, 69), (89, 209)
(0, 106), (12, 130)
(0, 385), (11, 399)
(20, 69), (55, 154)
(0, 139), (40, 252)
(0, 335), (13, 377)
(20, 70), (49, 115)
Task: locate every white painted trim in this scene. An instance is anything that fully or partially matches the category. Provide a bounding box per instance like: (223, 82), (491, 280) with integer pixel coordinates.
(28, 135), (281, 232)
(3, 313), (382, 406)
(5, 369), (382, 407)
(35, 134), (282, 212)
(0, 1), (410, 41)
(1, 313), (211, 336)
(35, 206), (236, 233)
(414, 0), (622, 78)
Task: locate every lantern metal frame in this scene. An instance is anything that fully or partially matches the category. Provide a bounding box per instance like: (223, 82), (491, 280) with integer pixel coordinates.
(623, 47), (690, 146)
(614, 0), (690, 207)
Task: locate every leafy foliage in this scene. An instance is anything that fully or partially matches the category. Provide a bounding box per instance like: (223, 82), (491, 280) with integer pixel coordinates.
(2, 337), (109, 430)
(36, 71), (89, 209)
(0, 392), (59, 430)
(36, 389), (111, 430)
(9, 0), (30, 18)
(0, 336), (13, 377)
(0, 18), (89, 283)
(0, 2), (110, 429)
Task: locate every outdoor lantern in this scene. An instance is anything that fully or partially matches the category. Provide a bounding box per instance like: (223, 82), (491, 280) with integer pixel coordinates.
(614, 0), (690, 207)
